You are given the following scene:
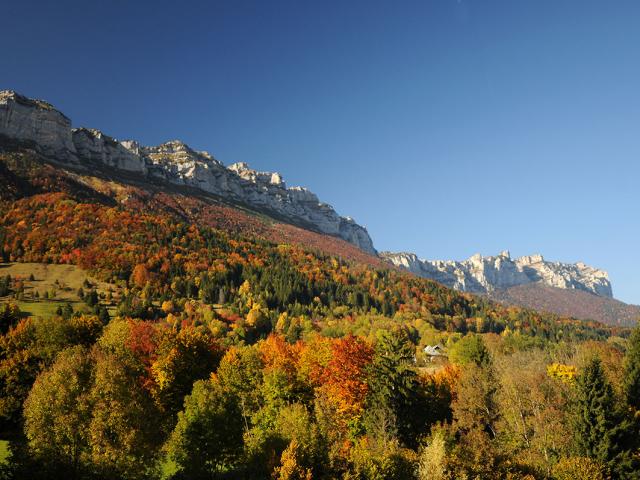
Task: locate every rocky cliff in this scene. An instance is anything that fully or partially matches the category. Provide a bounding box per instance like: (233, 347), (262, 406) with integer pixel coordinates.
(0, 90), (375, 254)
(381, 250), (613, 297)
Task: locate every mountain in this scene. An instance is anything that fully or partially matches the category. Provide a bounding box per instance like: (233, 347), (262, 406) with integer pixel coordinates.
(487, 283), (640, 327)
(0, 88), (627, 478)
(2, 90), (634, 328)
(381, 250), (637, 325)
(0, 90), (375, 254)
(381, 250), (612, 296)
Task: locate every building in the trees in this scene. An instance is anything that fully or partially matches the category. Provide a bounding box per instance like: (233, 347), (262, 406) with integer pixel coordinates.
(424, 344), (446, 362)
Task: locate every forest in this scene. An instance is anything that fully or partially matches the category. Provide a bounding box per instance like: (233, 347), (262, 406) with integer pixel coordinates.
(0, 191), (638, 479)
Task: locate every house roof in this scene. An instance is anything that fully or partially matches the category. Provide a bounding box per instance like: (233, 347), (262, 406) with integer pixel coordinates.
(424, 344), (445, 356)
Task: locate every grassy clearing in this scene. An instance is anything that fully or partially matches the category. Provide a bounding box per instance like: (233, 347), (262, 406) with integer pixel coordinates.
(0, 262), (121, 318)
(0, 262), (114, 301)
(14, 300), (85, 319)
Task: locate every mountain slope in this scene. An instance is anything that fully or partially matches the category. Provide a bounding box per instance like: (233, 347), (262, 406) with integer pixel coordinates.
(0, 147), (384, 268)
(0, 90), (375, 254)
(488, 283), (640, 327)
(1, 186), (616, 341)
(381, 250), (637, 326)
(1, 90), (631, 331)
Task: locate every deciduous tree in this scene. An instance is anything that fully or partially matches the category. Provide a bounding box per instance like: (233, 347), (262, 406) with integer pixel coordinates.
(23, 346), (93, 479)
(165, 379), (243, 478)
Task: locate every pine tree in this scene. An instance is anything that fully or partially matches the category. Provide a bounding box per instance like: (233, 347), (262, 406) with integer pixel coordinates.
(574, 357), (617, 461)
(0, 275), (10, 296)
(97, 306), (110, 325)
(85, 290), (98, 307)
(574, 357), (640, 479)
(62, 303), (74, 320)
(366, 329), (428, 448)
(623, 327), (640, 411)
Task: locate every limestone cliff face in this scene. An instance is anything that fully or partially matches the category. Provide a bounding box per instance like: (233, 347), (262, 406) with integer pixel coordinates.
(72, 128), (147, 174)
(381, 250), (613, 298)
(0, 91), (76, 158)
(0, 90), (375, 254)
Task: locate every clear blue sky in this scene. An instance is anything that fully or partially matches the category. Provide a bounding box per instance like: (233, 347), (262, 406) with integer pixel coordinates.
(2, 0), (639, 304)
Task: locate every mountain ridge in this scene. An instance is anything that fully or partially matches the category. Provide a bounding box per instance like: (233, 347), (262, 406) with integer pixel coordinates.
(380, 250), (640, 325)
(0, 90), (375, 254)
(381, 250), (612, 297)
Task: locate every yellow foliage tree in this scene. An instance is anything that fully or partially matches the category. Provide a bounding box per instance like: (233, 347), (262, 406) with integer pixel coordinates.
(552, 456), (605, 480)
(239, 280), (251, 297)
(547, 363), (577, 384)
(161, 300), (175, 314)
(273, 440), (313, 480)
(275, 312), (290, 334)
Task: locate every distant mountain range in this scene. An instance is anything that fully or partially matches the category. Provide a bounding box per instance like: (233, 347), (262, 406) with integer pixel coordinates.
(381, 250), (612, 297)
(382, 251), (638, 326)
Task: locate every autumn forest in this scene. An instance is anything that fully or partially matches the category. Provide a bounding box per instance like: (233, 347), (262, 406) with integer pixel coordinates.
(0, 144), (637, 480)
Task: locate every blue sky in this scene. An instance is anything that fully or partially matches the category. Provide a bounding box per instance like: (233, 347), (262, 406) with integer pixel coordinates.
(2, 0), (639, 304)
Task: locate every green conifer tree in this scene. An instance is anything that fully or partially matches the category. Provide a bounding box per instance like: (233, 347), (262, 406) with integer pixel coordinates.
(574, 357), (640, 479)
(366, 329), (428, 448)
(623, 327), (640, 411)
(574, 357), (617, 461)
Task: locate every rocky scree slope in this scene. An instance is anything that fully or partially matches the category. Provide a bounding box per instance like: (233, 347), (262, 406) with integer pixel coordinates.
(0, 90), (375, 254)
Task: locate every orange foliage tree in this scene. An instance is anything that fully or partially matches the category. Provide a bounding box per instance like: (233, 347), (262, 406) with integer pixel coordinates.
(319, 335), (373, 424)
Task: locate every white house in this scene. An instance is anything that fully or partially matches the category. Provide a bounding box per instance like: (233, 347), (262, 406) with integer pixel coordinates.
(424, 344), (446, 361)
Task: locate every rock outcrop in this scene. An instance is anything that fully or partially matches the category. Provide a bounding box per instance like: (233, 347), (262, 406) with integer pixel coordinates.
(381, 250), (613, 297)
(72, 128), (147, 174)
(0, 91), (76, 158)
(0, 90), (375, 254)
